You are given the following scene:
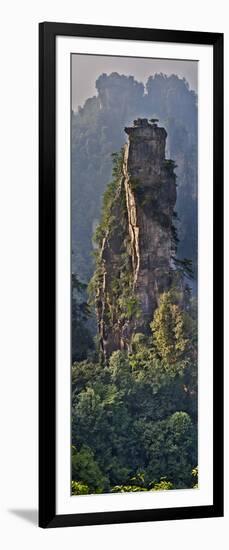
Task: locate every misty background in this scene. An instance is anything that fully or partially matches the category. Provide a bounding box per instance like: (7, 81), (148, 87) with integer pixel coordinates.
(72, 54), (198, 111)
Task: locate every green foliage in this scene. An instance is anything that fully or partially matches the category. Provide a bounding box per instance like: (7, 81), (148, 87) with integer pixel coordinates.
(109, 351), (132, 389)
(136, 411), (196, 487)
(173, 257), (194, 280)
(72, 445), (108, 493)
(151, 290), (195, 366)
(72, 276), (198, 494)
(192, 466), (198, 488)
(72, 317), (198, 494)
(72, 273), (94, 362)
(111, 473), (174, 493)
(72, 480), (89, 495)
(131, 333), (149, 353)
(151, 478), (173, 491)
(93, 148), (125, 247)
(111, 485), (147, 493)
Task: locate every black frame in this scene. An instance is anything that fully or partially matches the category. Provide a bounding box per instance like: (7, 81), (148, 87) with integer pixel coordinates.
(39, 22), (224, 528)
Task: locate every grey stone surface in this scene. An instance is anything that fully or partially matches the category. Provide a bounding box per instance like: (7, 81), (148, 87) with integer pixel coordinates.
(97, 119), (177, 359)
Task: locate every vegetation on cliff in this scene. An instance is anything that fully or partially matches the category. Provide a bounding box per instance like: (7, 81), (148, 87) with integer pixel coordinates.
(88, 149), (141, 358)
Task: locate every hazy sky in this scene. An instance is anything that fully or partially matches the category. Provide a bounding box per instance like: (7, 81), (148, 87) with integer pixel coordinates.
(71, 54), (198, 112)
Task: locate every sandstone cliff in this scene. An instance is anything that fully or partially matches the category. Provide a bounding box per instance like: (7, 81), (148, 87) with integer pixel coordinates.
(92, 118), (177, 360)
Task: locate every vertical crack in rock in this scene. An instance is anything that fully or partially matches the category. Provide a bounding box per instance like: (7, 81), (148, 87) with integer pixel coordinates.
(123, 142), (140, 286)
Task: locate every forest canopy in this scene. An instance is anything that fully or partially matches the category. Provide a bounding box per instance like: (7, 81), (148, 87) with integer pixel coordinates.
(72, 288), (198, 494)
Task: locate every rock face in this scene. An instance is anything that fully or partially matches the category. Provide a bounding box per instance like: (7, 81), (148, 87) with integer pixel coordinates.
(95, 118), (177, 360)
(123, 118), (177, 324)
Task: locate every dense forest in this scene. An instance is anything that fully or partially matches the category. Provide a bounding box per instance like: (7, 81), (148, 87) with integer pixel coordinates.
(71, 73), (198, 495)
(72, 291), (198, 494)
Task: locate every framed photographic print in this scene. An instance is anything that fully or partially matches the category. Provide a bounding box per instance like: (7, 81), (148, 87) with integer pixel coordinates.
(39, 22), (224, 528)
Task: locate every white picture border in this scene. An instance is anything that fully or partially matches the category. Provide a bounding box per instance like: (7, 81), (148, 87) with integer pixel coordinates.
(56, 36), (213, 515)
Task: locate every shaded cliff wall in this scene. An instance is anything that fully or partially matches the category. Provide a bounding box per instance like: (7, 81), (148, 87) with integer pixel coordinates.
(95, 119), (177, 359)
(124, 120), (177, 325)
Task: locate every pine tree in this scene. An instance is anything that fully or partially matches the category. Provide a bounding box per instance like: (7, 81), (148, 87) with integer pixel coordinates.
(151, 291), (190, 364)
